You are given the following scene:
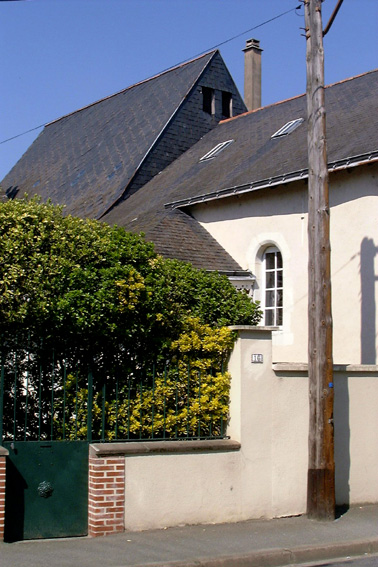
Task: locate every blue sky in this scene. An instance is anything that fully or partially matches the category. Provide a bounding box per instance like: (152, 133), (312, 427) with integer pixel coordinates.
(1, 0), (377, 180)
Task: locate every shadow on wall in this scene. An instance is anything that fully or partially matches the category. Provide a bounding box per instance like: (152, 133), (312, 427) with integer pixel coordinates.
(335, 237), (377, 509)
(360, 237), (377, 364)
(4, 458), (26, 542)
(334, 375), (350, 508)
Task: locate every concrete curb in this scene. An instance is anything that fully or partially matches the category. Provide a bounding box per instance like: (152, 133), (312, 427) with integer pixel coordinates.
(144, 538), (378, 567)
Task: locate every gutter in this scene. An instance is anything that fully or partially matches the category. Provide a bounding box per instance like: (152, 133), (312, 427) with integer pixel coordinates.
(164, 150), (378, 210)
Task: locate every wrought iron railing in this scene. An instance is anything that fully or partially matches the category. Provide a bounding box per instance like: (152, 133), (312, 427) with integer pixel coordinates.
(0, 340), (230, 443)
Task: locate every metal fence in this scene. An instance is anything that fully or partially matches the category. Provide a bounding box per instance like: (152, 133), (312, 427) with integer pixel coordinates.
(0, 340), (230, 444)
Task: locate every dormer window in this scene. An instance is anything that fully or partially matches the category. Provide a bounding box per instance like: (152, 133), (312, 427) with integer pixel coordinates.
(199, 140), (234, 162)
(271, 118), (304, 138)
(202, 87), (215, 115)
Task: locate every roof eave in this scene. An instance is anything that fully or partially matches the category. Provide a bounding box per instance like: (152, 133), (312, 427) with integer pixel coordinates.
(164, 150), (378, 210)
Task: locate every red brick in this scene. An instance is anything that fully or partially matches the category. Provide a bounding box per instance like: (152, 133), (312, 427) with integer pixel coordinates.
(88, 496), (106, 503)
(89, 488), (114, 496)
(92, 464), (119, 471)
(90, 471), (109, 478)
(103, 506), (123, 516)
(104, 471), (124, 478)
(105, 518), (123, 526)
(89, 482), (106, 489)
(89, 527), (106, 536)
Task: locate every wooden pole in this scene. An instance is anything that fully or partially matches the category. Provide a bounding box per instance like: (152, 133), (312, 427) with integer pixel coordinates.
(305, 0), (335, 520)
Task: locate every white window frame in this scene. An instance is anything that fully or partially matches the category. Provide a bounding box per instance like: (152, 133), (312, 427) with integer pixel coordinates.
(199, 140), (234, 162)
(262, 246), (283, 326)
(271, 118), (304, 138)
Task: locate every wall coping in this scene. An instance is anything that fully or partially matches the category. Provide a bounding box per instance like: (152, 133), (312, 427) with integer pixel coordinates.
(89, 439), (241, 458)
(273, 362), (378, 373)
(229, 325), (279, 332)
(0, 446), (9, 456)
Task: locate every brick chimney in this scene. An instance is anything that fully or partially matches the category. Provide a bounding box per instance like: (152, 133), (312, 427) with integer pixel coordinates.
(243, 38), (262, 111)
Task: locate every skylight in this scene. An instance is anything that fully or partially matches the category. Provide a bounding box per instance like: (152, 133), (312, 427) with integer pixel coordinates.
(271, 118), (304, 138)
(200, 140), (234, 162)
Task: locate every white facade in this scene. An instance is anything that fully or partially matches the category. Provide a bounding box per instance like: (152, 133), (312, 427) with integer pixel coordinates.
(189, 163), (378, 365)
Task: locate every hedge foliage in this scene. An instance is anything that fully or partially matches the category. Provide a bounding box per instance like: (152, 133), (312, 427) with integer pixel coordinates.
(0, 197), (261, 364)
(0, 198), (261, 439)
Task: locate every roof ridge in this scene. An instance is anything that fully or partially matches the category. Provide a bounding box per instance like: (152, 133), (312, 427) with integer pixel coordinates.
(220, 68), (378, 125)
(219, 92), (305, 125)
(46, 50), (217, 127)
(324, 67), (378, 89)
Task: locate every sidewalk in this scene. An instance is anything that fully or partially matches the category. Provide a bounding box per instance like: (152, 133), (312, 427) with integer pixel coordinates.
(1, 504), (378, 567)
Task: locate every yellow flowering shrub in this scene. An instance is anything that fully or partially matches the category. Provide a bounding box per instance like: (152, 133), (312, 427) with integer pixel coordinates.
(58, 318), (235, 440)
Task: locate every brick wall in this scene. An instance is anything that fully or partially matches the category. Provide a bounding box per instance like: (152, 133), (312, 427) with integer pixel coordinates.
(0, 455), (6, 542)
(88, 456), (125, 537)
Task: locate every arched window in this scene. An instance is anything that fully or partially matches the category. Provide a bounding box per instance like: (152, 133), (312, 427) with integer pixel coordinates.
(262, 246), (283, 326)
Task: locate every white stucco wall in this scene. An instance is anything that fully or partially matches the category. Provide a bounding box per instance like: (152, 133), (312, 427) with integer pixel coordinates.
(121, 329), (378, 532)
(124, 328), (308, 531)
(334, 370), (378, 505)
(190, 164), (378, 365)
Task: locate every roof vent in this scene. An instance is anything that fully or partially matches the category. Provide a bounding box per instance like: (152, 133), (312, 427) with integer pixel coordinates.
(271, 118), (304, 138)
(200, 140), (234, 162)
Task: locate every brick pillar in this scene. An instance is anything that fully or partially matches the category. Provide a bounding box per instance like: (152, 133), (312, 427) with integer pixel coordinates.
(88, 456), (125, 537)
(0, 450), (8, 542)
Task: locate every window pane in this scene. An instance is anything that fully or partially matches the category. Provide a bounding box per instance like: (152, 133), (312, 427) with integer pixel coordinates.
(277, 270), (283, 288)
(276, 289), (283, 307)
(203, 87), (214, 114)
(265, 252), (275, 269)
(266, 271), (275, 288)
(222, 91), (232, 118)
(276, 308), (283, 326)
(266, 290), (275, 307)
(276, 252), (283, 269)
(265, 309), (274, 326)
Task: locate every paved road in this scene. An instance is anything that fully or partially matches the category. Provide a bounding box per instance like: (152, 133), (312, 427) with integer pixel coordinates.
(1, 504), (378, 567)
(296, 554), (378, 567)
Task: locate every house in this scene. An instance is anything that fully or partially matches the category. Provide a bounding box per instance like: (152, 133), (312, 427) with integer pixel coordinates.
(103, 68), (378, 367)
(2, 43), (377, 366)
(1, 40), (377, 536)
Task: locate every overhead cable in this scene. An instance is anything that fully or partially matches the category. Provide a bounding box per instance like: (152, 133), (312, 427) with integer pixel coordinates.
(0, 4), (302, 147)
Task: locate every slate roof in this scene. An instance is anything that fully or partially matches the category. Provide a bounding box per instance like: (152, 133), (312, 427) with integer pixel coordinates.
(1, 50), (219, 219)
(102, 69), (378, 268)
(128, 208), (243, 272)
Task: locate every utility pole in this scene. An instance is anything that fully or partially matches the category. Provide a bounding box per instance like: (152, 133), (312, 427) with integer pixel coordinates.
(305, 0), (335, 520)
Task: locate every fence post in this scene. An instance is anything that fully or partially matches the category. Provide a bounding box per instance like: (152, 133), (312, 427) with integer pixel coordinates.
(0, 358), (4, 444)
(101, 381), (106, 442)
(87, 369), (93, 442)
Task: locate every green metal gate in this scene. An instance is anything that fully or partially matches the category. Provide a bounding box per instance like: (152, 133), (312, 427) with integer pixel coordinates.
(3, 441), (88, 542)
(0, 341), (94, 542)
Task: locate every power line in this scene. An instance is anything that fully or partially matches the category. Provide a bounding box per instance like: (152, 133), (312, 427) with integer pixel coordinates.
(192, 5), (302, 56)
(0, 123), (47, 145)
(0, 4), (302, 147)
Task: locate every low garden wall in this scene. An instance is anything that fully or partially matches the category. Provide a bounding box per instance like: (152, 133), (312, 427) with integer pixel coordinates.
(2, 327), (378, 539)
(88, 327), (378, 536)
(88, 327), (307, 535)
